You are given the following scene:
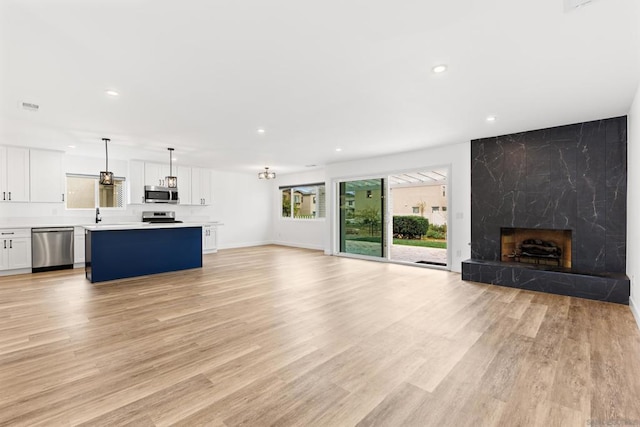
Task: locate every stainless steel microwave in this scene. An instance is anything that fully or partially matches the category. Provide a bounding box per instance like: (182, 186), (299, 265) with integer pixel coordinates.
(144, 186), (179, 204)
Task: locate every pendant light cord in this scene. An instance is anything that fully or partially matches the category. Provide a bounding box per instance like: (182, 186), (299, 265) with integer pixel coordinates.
(103, 138), (110, 171)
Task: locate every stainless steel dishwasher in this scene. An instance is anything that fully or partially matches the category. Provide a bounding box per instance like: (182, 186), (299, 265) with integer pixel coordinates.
(32, 227), (74, 272)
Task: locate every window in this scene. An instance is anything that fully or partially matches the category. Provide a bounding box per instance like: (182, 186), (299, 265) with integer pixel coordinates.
(282, 189), (291, 217)
(280, 183), (325, 219)
(432, 206), (440, 213)
(66, 174), (125, 209)
(412, 206), (420, 214)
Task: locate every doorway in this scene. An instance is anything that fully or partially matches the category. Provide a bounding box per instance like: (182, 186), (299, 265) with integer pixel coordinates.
(338, 178), (385, 258)
(336, 168), (449, 269)
(388, 169), (448, 268)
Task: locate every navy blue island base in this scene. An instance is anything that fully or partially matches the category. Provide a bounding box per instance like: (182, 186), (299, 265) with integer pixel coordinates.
(85, 226), (203, 283)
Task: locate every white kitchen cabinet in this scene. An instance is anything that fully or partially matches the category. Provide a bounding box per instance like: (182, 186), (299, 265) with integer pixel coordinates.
(144, 162), (170, 187)
(30, 149), (64, 203)
(202, 224), (217, 253)
(176, 166), (191, 205)
(192, 167), (212, 206)
(74, 227), (85, 264)
(0, 228), (32, 271)
(129, 160), (146, 204)
(0, 146), (30, 202)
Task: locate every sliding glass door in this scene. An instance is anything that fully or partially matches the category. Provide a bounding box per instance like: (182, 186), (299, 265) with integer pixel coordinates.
(339, 178), (385, 258)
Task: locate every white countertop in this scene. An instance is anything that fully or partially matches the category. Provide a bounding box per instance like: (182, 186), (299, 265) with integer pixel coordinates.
(83, 222), (217, 231)
(0, 221), (219, 230)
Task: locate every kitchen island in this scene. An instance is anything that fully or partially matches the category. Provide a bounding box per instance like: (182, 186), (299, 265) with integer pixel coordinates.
(84, 223), (203, 283)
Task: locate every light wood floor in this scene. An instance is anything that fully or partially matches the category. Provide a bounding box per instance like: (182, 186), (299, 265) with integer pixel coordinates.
(1, 245), (639, 426)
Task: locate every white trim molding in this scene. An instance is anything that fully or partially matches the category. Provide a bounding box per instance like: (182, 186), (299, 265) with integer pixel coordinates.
(631, 296), (640, 331)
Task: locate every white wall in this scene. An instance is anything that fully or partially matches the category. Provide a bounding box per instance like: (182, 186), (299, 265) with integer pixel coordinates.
(271, 169), (326, 250)
(627, 83), (640, 329)
(211, 170), (273, 249)
(325, 142), (471, 273)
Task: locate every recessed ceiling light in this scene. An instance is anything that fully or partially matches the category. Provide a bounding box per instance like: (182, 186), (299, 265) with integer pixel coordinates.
(432, 64), (448, 74)
(257, 128), (266, 134)
(67, 145), (76, 148)
(335, 148), (342, 152)
(486, 116), (497, 122)
(105, 90), (119, 97)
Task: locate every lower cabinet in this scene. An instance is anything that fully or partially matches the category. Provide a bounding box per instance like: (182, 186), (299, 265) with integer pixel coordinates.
(202, 224), (217, 254)
(74, 227), (85, 265)
(0, 228), (32, 271)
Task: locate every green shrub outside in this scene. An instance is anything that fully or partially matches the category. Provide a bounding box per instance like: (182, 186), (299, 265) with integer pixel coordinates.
(393, 216), (429, 239)
(426, 223), (447, 239)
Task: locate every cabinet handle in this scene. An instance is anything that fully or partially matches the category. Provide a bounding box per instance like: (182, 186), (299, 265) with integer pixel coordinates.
(1, 232), (14, 235)
(142, 196), (145, 203)
(3, 240), (5, 249)
(9, 240), (12, 249)
(2, 191), (5, 200)
(62, 193), (65, 202)
(8, 191), (11, 201)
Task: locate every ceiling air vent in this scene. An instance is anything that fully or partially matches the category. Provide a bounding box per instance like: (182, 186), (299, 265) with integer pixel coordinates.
(21, 101), (39, 112)
(564, 0), (595, 12)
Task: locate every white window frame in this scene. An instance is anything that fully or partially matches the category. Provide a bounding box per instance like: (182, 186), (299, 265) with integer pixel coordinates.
(65, 173), (127, 211)
(280, 183), (325, 221)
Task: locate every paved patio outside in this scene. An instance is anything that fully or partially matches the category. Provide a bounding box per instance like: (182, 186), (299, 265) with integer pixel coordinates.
(344, 240), (447, 266)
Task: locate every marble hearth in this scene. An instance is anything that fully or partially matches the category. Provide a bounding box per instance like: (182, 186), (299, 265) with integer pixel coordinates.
(462, 116), (630, 304)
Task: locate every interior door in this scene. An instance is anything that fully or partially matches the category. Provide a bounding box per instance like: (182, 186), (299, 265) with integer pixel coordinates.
(339, 178), (385, 258)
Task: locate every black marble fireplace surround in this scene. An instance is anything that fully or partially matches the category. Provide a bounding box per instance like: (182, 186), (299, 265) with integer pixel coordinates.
(462, 116), (630, 304)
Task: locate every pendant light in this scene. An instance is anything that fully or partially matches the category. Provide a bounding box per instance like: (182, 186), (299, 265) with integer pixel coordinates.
(258, 166), (276, 180)
(166, 148), (177, 188)
(99, 138), (113, 185)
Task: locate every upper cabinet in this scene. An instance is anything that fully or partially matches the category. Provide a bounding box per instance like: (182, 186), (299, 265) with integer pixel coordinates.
(192, 167), (212, 205)
(128, 160), (145, 204)
(0, 146), (30, 202)
(128, 161), (210, 206)
(176, 166), (192, 205)
(30, 149), (64, 203)
(144, 162), (170, 187)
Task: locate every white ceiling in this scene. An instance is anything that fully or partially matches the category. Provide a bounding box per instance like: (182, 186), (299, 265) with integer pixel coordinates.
(1, 0), (639, 174)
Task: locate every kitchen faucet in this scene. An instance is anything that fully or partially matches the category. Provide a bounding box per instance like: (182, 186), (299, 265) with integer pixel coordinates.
(95, 207), (102, 224)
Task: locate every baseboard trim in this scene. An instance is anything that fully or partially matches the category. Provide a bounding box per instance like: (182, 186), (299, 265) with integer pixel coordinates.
(631, 295), (640, 331)
(272, 240), (324, 251)
(217, 240), (272, 250)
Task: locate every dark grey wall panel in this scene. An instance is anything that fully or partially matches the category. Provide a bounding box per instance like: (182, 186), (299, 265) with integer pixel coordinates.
(470, 116), (627, 274)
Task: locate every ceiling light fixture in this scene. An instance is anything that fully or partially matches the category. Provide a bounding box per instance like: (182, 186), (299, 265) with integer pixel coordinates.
(257, 128), (266, 134)
(68, 145), (76, 149)
(99, 138), (114, 185)
(258, 166), (276, 180)
(165, 148), (177, 188)
(335, 148), (342, 152)
(486, 116), (497, 122)
(432, 64), (448, 74)
(105, 89), (119, 97)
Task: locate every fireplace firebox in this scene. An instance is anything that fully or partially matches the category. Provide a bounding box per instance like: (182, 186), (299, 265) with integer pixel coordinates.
(501, 228), (572, 268)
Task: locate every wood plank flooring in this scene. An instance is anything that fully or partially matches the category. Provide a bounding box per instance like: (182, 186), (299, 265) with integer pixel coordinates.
(1, 245), (639, 426)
